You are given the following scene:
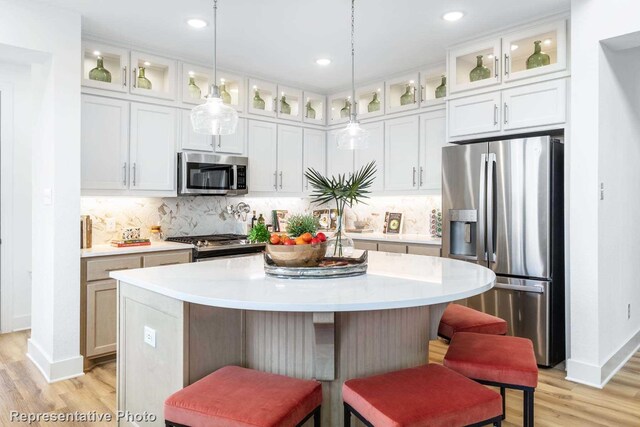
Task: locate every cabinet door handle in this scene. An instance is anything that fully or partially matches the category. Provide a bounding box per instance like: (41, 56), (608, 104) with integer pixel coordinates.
(504, 54), (510, 76)
(504, 102), (509, 125)
(217, 136), (222, 148)
(279, 171), (283, 189)
(494, 57), (499, 79)
(420, 85), (425, 103)
(122, 66), (127, 88)
(122, 162), (127, 186)
(132, 163), (137, 186)
(412, 167), (417, 187)
(132, 68), (137, 88)
(305, 177), (309, 190)
(419, 167), (424, 187)
(274, 171), (277, 190)
(493, 104), (499, 126)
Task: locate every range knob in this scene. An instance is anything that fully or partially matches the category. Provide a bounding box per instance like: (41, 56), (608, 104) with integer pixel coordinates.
(203, 240), (210, 247)
(196, 240), (204, 247)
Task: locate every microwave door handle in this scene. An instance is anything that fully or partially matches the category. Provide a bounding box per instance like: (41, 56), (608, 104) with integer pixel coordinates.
(478, 153), (487, 262)
(486, 153), (497, 263)
(231, 165), (238, 190)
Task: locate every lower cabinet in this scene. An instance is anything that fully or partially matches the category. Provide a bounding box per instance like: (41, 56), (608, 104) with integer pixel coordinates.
(353, 239), (441, 256)
(81, 249), (191, 370)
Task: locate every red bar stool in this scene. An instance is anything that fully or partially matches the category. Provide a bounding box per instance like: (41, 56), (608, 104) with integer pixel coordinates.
(164, 366), (322, 427)
(343, 364), (503, 427)
(438, 304), (508, 341)
(443, 332), (538, 427)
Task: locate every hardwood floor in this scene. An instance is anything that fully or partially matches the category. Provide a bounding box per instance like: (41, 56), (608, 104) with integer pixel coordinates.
(0, 330), (638, 426)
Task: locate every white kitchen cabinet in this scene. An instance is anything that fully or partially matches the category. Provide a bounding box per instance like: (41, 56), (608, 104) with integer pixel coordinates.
(502, 79), (566, 131)
(303, 129), (326, 193)
(327, 91), (352, 125)
(355, 82), (385, 119)
(420, 66), (447, 107)
(248, 120), (278, 192)
(82, 42), (129, 93)
(81, 95), (130, 190)
(302, 92), (326, 125)
(130, 51), (177, 100)
(217, 71), (245, 112)
(248, 78), (277, 117)
(355, 122), (384, 192)
(502, 20), (567, 83)
(129, 103), (177, 192)
(448, 91), (502, 138)
(181, 63), (211, 105)
(215, 118), (246, 155)
(277, 86), (303, 122)
(384, 116), (420, 191)
(326, 130), (354, 179)
(180, 109), (213, 152)
(419, 109), (447, 190)
(448, 37), (502, 94)
(276, 125), (303, 193)
(386, 73), (420, 114)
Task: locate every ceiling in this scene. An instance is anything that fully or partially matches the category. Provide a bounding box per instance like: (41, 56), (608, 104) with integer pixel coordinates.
(39, 0), (570, 93)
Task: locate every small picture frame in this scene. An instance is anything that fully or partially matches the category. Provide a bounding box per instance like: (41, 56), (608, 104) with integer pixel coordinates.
(313, 208), (340, 231)
(383, 212), (403, 234)
(272, 210), (289, 232)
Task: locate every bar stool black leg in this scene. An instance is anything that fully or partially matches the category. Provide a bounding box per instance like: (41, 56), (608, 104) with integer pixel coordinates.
(344, 403), (351, 427)
(313, 406), (321, 427)
(524, 388), (534, 427)
(500, 387), (506, 420)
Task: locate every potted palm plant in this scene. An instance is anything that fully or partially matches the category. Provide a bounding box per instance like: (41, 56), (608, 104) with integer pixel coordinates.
(305, 161), (376, 256)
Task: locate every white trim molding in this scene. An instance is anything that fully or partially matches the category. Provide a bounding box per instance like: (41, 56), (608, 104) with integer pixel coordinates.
(27, 338), (84, 383)
(0, 81), (14, 333)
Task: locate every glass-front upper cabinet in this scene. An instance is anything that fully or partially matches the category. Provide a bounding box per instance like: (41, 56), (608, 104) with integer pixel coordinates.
(328, 91), (352, 125)
(276, 86), (303, 122)
(420, 66), (447, 107)
(385, 73), (420, 113)
(130, 51), (177, 100)
(181, 63), (211, 105)
(448, 38), (501, 94)
(502, 20), (567, 82)
(248, 78), (277, 117)
(216, 71), (244, 112)
(303, 92), (326, 125)
(82, 42), (129, 93)
(355, 82), (384, 119)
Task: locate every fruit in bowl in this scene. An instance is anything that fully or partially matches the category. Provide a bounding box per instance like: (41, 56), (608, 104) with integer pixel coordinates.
(266, 214), (328, 267)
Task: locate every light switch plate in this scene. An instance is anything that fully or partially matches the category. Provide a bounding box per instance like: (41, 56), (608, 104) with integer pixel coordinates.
(106, 218), (116, 232)
(144, 326), (156, 348)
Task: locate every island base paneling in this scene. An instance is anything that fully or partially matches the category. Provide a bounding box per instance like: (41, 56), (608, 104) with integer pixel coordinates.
(117, 283), (443, 427)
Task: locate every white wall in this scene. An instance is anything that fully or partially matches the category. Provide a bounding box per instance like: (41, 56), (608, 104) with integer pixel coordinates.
(567, 0), (640, 387)
(0, 0), (82, 382)
(0, 62), (32, 331)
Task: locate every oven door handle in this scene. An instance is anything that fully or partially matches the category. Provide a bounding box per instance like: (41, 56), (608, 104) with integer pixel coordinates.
(494, 282), (545, 294)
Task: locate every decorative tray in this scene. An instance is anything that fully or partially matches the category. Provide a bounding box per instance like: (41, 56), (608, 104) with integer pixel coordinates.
(264, 251), (368, 279)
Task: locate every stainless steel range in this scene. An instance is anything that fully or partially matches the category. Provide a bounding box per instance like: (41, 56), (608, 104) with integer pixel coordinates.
(165, 234), (265, 261)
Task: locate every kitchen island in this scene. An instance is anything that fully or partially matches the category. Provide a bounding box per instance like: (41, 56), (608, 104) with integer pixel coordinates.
(111, 251), (495, 427)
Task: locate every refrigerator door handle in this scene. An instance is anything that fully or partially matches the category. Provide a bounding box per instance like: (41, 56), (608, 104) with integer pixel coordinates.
(495, 282), (545, 294)
(486, 153), (497, 263)
(478, 153), (488, 262)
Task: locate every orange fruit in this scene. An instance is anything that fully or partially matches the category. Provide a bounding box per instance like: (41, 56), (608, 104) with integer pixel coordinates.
(301, 232), (313, 243)
(295, 237), (306, 245)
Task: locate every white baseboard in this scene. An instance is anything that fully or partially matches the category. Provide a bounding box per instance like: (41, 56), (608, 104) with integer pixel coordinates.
(566, 327), (640, 388)
(26, 338), (84, 383)
(12, 314), (30, 331)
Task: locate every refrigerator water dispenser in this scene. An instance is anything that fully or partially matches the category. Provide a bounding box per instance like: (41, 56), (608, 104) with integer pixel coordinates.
(449, 209), (477, 258)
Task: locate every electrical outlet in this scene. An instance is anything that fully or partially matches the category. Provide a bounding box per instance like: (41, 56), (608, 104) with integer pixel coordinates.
(106, 218), (116, 232)
(144, 326), (156, 348)
(628, 304), (631, 320)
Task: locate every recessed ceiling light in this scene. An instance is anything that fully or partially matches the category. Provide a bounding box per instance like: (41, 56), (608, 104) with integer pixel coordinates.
(187, 18), (208, 29)
(442, 11), (464, 22)
(511, 44), (519, 51)
(316, 58), (331, 66)
(93, 50), (101, 56)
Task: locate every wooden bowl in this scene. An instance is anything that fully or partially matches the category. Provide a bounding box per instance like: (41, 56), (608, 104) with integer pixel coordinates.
(266, 242), (328, 267)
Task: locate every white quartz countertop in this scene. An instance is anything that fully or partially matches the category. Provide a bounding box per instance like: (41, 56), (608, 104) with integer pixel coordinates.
(81, 241), (193, 258)
(346, 232), (442, 245)
(111, 251), (494, 312)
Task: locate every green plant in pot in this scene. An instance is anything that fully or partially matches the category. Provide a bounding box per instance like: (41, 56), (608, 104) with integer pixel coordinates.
(247, 223), (270, 243)
(305, 161), (376, 257)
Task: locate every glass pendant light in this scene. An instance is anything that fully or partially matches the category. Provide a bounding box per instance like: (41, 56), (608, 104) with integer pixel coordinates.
(336, 0), (368, 150)
(191, 0), (238, 135)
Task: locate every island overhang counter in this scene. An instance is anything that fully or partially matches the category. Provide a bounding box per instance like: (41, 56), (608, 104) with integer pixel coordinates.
(112, 251), (495, 427)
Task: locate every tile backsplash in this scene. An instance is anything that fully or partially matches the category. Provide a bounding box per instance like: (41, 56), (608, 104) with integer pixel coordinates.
(81, 195), (442, 244)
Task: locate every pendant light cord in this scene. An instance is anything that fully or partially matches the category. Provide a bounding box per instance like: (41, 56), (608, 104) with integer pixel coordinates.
(350, 0), (356, 122)
(211, 0), (219, 97)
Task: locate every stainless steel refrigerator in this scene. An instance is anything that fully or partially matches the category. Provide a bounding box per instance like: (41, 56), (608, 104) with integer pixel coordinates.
(442, 135), (564, 367)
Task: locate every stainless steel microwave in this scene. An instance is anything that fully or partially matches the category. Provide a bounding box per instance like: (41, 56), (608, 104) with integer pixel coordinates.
(178, 153), (248, 196)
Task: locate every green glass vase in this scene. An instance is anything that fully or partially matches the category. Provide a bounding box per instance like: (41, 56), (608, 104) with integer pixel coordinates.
(137, 67), (152, 90)
(253, 90), (265, 110)
(340, 99), (351, 118)
(469, 55), (491, 82)
(435, 75), (447, 99)
(280, 96), (291, 115)
(400, 85), (414, 105)
(187, 77), (201, 99)
(89, 57), (112, 83)
(368, 92), (381, 112)
(305, 101), (316, 119)
(526, 40), (551, 69)
(220, 84), (232, 104)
